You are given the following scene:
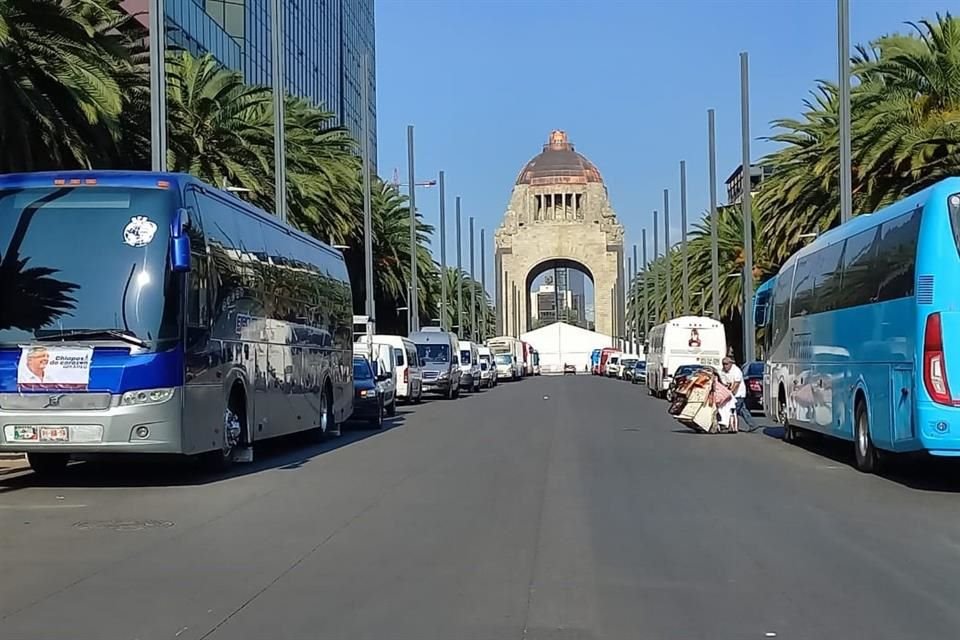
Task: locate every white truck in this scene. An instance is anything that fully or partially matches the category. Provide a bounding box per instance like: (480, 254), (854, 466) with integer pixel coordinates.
(487, 336), (523, 380)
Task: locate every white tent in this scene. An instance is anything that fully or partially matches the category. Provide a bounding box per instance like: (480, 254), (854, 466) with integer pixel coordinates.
(520, 322), (613, 374)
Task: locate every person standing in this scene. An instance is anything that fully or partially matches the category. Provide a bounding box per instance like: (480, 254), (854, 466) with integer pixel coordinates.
(719, 357), (746, 432)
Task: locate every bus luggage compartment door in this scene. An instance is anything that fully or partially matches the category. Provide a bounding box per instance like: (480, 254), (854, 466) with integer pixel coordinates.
(891, 366), (914, 443)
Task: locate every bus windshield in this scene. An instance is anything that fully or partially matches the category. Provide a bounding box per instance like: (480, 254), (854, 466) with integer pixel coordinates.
(0, 187), (179, 350)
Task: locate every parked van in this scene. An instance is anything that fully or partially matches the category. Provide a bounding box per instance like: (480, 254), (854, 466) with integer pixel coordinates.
(356, 334), (423, 404)
(409, 330), (462, 399)
(353, 341), (398, 416)
(477, 346), (497, 388)
(458, 341), (482, 392)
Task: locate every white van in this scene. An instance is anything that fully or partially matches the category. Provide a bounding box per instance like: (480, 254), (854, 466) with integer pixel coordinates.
(646, 316), (726, 397)
(355, 335), (422, 405)
(458, 341), (482, 392)
(477, 345), (497, 388)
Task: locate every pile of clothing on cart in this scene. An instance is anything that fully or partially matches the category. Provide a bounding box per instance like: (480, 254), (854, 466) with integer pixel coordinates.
(667, 363), (740, 434)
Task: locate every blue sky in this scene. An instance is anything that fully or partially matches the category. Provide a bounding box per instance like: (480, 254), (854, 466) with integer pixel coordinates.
(374, 0), (949, 296)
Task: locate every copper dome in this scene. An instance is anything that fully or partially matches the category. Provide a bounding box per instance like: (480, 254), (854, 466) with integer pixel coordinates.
(515, 130), (603, 186)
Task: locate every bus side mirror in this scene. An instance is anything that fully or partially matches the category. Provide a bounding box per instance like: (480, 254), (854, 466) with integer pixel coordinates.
(170, 208), (191, 273)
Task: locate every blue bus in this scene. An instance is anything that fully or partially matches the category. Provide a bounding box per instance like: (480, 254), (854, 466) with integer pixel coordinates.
(0, 171), (354, 474)
(765, 176), (960, 472)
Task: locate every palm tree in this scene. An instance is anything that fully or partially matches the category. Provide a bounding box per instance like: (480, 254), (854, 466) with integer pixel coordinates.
(165, 51), (275, 199)
(438, 267), (494, 340)
(0, 0), (133, 172)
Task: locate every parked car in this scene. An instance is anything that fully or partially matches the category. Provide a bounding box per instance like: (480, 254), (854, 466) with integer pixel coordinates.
(563, 363), (578, 375)
(352, 356), (388, 428)
(353, 340), (397, 416)
(410, 330), (462, 399)
(494, 352), (520, 380)
(666, 363), (707, 402)
(605, 354), (622, 377)
(743, 361), (765, 413)
(477, 346), (497, 388)
(631, 360), (647, 384)
(458, 341), (482, 392)
(620, 357), (639, 381)
(356, 334), (422, 405)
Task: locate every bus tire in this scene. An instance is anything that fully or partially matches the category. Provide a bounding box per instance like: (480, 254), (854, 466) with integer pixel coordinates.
(310, 384), (334, 442)
(204, 387), (246, 471)
(854, 399), (880, 473)
(779, 391), (798, 444)
(27, 452), (70, 476)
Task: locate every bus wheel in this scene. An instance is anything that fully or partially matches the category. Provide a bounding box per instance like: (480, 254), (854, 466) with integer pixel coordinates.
(27, 452), (70, 476)
(311, 385), (334, 442)
(779, 395), (797, 444)
(854, 400), (880, 474)
(205, 397), (244, 471)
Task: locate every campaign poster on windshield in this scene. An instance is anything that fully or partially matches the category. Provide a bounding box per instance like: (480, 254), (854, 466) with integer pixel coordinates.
(17, 346), (93, 392)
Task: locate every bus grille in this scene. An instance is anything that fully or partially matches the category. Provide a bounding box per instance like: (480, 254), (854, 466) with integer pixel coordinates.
(917, 274), (934, 304)
(0, 393), (112, 411)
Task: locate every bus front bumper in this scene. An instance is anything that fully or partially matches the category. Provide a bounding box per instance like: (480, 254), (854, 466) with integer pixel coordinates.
(0, 390), (183, 454)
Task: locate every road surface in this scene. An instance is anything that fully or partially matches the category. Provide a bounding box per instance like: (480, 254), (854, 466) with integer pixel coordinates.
(3, 375), (960, 639)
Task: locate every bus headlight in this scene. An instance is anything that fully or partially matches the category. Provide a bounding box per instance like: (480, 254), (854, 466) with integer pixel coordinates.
(121, 388), (175, 406)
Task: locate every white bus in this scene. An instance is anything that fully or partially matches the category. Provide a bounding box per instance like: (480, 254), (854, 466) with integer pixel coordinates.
(646, 316), (726, 397)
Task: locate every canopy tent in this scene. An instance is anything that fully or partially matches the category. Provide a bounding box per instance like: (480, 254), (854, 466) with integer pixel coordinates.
(520, 322), (614, 374)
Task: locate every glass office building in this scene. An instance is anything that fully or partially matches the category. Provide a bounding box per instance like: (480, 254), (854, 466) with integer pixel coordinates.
(132, 0), (376, 167)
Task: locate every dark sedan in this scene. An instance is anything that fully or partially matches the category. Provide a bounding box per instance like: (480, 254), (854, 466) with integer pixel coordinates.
(352, 356), (386, 428)
(743, 361), (765, 413)
(666, 364), (707, 402)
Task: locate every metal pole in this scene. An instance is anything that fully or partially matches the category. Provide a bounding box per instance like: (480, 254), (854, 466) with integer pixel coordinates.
(680, 160), (689, 316)
(480, 229), (487, 341)
(439, 171), (447, 330)
(627, 256), (634, 353)
(664, 190), (672, 319)
(653, 211), (660, 323)
(470, 216), (476, 342)
(708, 109), (720, 319)
(406, 125), (418, 332)
(642, 229), (649, 340)
(360, 54), (374, 360)
(456, 197), (463, 335)
(838, 0), (852, 225)
(740, 52), (756, 364)
(148, 0), (167, 172)
(632, 243), (638, 349)
(270, 0), (286, 223)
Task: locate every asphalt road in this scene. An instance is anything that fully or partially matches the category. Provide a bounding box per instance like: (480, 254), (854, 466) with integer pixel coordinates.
(4, 375), (960, 639)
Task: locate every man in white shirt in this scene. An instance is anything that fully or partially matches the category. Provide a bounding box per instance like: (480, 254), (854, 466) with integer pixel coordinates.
(719, 357), (746, 432)
(18, 347), (51, 385)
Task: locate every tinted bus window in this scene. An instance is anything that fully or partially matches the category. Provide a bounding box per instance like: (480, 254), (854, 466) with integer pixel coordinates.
(875, 209), (921, 302)
(770, 266), (793, 352)
(791, 256), (815, 317)
(811, 242), (845, 314)
(838, 227), (880, 308)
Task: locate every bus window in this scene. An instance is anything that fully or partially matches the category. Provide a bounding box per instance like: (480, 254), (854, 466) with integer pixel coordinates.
(791, 256), (815, 317)
(875, 209), (921, 302)
(811, 241), (844, 314)
(838, 227), (880, 308)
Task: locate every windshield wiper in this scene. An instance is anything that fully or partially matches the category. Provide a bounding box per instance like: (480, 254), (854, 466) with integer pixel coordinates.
(35, 329), (148, 348)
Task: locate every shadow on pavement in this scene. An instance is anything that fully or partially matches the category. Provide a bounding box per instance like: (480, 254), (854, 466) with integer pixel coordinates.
(763, 425), (960, 493)
(0, 409), (413, 492)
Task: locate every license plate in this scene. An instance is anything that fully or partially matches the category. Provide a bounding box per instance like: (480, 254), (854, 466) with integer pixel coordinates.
(13, 426), (38, 441)
(40, 427), (69, 442)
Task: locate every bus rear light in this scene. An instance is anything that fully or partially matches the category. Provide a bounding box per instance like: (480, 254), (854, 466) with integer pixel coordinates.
(924, 312), (953, 405)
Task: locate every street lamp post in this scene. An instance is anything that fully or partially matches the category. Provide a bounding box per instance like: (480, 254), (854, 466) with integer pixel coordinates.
(470, 216), (476, 342)
(642, 229), (649, 341)
(456, 197), (463, 336)
(838, 0), (852, 225)
(680, 160), (689, 316)
(480, 229), (487, 341)
(632, 243), (638, 349)
(708, 109), (720, 319)
(270, 0), (287, 223)
(406, 126), (419, 332)
(439, 171), (447, 330)
(653, 211), (660, 323)
(148, 0), (167, 172)
(361, 53), (374, 357)
(663, 190), (672, 319)
(740, 52), (756, 364)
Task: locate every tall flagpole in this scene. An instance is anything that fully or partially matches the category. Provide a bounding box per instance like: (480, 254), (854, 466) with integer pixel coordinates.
(838, 0), (853, 225)
(708, 109), (720, 319)
(740, 52), (756, 364)
(680, 160), (689, 315)
(456, 197), (463, 335)
(439, 171), (447, 330)
(406, 126), (419, 332)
